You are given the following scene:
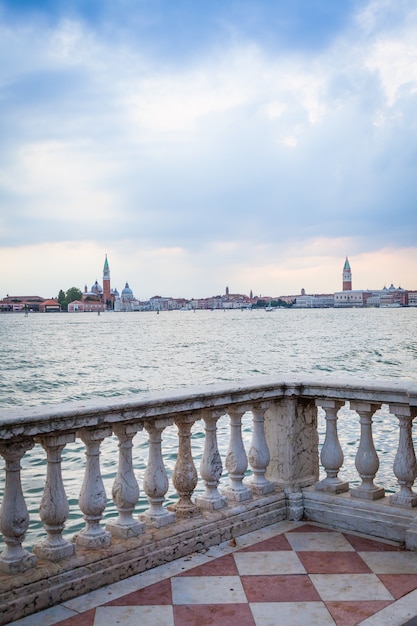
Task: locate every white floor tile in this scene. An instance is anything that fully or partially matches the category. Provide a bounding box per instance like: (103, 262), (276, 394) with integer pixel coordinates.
(171, 575), (247, 604)
(93, 605), (174, 626)
(286, 531), (355, 552)
(234, 551), (306, 575)
(359, 551), (417, 574)
(310, 573), (394, 602)
(250, 601), (336, 626)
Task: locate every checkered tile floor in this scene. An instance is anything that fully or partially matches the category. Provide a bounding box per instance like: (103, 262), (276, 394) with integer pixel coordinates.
(10, 521), (417, 626)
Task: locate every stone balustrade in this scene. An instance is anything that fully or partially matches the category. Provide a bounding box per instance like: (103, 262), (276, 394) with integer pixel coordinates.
(0, 375), (417, 623)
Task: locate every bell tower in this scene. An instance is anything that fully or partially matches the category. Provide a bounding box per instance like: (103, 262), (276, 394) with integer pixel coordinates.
(342, 257), (352, 291)
(103, 254), (111, 308)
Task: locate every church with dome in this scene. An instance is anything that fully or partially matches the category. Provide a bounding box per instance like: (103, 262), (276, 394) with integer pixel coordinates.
(114, 282), (141, 311)
(68, 255), (141, 312)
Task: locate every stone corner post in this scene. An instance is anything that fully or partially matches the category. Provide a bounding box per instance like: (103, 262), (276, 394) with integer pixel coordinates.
(264, 395), (319, 491)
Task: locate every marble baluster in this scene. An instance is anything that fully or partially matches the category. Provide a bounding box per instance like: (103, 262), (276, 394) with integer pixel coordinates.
(389, 404), (417, 507)
(33, 433), (76, 561)
(0, 439), (37, 574)
(76, 426), (112, 548)
(221, 408), (253, 502)
(106, 423), (145, 538)
(169, 414), (200, 518)
(248, 404), (274, 494)
(315, 400), (349, 493)
(141, 418), (175, 527)
(195, 409), (227, 510)
(350, 402), (385, 500)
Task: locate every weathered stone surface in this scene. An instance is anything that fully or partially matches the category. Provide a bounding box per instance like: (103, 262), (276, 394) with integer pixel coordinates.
(0, 492), (286, 625)
(1, 376), (417, 623)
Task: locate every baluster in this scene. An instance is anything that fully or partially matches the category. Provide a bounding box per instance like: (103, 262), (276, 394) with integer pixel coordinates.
(195, 410), (227, 510)
(315, 400), (349, 493)
(221, 408), (252, 502)
(350, 402), (385, 500)
(76, 426), (112, 548)
(389, 405), (417, 507)
(106, 423), (145, 538)
(141, 418), (175, 527)
(168, 414), (200, 518)
(248, 404), (274, 494)
(0, 439), (37, 574)
(33, 433), (76, 561)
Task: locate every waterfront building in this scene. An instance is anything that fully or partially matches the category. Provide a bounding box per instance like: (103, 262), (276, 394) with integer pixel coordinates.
(67, 299), (106, 313)
(334, 289), (373, 307)
(408, 291), (417, 306)
(294, 293), (334, 308)
(114, 282), (143, 311)
(0, 295), (60, 313)
(379, 284), (409, 307)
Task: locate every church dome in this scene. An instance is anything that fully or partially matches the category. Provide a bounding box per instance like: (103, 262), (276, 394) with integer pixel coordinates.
(121, 282), (134, 300)
(91, 280), (103, 294)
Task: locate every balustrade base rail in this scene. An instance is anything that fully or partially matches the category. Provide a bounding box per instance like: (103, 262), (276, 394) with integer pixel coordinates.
(303, 487), (416, 546)
(1, 376), (417, 624)
(2, 487), (417, 625)
(0, 491), (286, 626)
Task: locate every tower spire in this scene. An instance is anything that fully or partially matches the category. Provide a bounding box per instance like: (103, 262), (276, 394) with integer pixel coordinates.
(103, 254), (111, 308)
(342, 256), (352, 291)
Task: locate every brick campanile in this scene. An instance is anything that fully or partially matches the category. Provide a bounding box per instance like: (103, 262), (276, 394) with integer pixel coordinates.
(103, 254), (111, 308)
(342, 256), (352, 291)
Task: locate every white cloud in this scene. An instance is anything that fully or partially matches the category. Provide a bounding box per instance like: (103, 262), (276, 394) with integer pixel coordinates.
(1, 1), (417, 297)
(11, 141), (118, 221)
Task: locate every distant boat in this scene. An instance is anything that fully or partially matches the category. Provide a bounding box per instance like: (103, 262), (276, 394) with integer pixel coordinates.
(265, 304), (273, 312)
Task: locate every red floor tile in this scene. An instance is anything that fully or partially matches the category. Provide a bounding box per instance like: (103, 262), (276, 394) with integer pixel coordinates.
(241, 574), (321, 602)
(378, 574), (417, 599)
(343, 533), (403, 552)
(104, 578), (172, 605)
(173, 603), (256, 626)
(238, 533), (293, 552)
(297, 550), (372, 574)
(326, 600), (392, 626)
(53, 609), (96, 626)
(175, 554), (240, 576)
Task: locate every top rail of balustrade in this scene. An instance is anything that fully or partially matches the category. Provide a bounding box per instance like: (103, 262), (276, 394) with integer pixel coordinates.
(0, 375), (416, 440)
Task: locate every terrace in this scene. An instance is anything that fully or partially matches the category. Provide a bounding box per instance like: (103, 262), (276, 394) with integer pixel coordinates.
(1, 376), (417, 625)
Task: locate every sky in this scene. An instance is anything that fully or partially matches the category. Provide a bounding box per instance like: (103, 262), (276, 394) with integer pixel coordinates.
(1, 0), (417, 300)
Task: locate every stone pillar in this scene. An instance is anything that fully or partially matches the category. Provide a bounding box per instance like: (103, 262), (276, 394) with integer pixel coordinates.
(221, 408), (252, 502)
(141, 418), (176, 527)
(248, 404), (274, 495)
(264, 396), (318, 489)
(315, 400), (349, 493)
(0, 439), (37, 574)
(350, 402), (384, 500)
(76, 426), (112, 549)
(195, 409), (227, 510)
(106, 423), (145, 539)
(389, 405), (417, 508)
(33, 433), (76, 561)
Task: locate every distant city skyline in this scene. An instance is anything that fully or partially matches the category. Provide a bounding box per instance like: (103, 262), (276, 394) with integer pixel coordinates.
(1, 1), (416, 298)
(2, 255), (414, 306)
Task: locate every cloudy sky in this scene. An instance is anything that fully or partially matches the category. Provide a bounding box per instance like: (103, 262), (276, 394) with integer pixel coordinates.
(1, 0), (416, 300)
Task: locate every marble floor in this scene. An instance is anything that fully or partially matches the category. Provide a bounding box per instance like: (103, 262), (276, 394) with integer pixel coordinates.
(9, 521), (417, 626)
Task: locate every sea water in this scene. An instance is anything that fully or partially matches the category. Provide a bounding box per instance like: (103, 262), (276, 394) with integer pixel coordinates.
(0, 307), (416, 543)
